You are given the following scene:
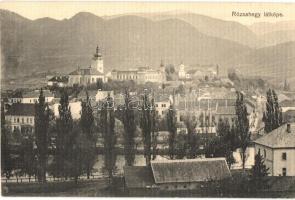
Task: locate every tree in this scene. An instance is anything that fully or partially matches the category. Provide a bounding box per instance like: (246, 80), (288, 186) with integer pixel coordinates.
(166, 105), (177, 159)
(101, 94), (117, 184)
(184, 113), (198, 159)
(55, 90), (75, 179)
(34, 88), (50, 182)
(19, 135), (36, 182)
(263, 89), (283, 133)
(140, 91), (156, 166)
(121, 89), (136, 166)
(1, 106), (13, 179)
(175, 132), (187, 159)
(80, 90), (97, 179)
(250, 149), (269, 191)
(205, 118), (235, 168)
(235, 91), (250, 169)
(151, 98), (159, 161)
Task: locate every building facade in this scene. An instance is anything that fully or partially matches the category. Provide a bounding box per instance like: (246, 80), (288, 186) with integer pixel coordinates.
(111, 62), (166, 84)
(254, 123), (295, 176)
(5, 103), (35, 132)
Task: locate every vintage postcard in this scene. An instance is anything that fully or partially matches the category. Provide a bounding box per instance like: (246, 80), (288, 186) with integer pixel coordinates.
(1, 1), (295, 197)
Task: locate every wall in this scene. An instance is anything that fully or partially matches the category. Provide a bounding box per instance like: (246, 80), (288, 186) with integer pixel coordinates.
(5, 115), (35, 131)
(254, 144), (274, 175)
(22, 97), (54, 104)
(273, 148), (295, 176)
(51, 101), (82, 119)
(158, 182), (202, 191)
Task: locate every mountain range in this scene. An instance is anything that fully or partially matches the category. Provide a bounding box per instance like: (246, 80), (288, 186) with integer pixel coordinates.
(1, 9), (295, 83)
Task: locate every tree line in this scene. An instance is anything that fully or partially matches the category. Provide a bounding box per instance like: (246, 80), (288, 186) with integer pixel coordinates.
(1, 88), (280, 185)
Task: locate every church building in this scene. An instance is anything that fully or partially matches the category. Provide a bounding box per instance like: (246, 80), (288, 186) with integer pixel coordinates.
(68, 46), (107, 86)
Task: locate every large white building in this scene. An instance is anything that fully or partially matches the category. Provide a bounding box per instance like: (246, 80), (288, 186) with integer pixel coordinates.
(68, 46), (107, 86)
(111, 62), (166, 84)
(9, 90), (54, 104)
(254, 123), (295, 176)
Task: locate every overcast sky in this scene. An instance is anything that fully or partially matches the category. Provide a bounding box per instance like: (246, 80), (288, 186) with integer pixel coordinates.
(1, 2), (295, 25)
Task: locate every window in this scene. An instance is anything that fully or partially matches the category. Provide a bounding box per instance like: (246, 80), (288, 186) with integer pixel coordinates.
(282, 153), (287, 160)
(22, 118), (24, 123)
(14, 117), (16, 123)
(282, 168), (287, 176)
(30, 118), (33, 124)
(264, 149), (266, 158)
(27, 118), (29, 123)
(17, 118), (19, 123)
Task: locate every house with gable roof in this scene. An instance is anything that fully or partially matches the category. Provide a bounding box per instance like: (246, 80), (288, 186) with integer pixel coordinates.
(124, 157), (231, 192)
(253, 123), (295, 176)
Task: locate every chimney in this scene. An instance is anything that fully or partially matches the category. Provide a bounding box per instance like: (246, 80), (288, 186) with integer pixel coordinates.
(287, 123), (291, 133)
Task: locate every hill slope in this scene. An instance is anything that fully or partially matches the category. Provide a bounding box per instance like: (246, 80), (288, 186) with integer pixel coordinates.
(0, 10), (251, 78)
(227, 41), (295, 81)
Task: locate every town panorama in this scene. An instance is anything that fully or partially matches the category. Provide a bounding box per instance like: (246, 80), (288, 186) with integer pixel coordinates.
(1, 2), (295, 197)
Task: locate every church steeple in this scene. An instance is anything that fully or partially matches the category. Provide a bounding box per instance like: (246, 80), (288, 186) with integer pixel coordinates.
(91, 45), (104, 73)
(94, 45), (102, 58)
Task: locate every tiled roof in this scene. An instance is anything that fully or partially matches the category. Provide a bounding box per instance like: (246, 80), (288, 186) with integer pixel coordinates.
(151, 158), (231, 184)
(69, 68), (104, 76)
(154, 94), (170, 102)
(124, 166), (155, 188)
(254, 123), (295, 148)
(6, 103), (35, 116)
(22, 90), (54, 98)
(48, 76), (68, 83)
(280, 100), (295, 107)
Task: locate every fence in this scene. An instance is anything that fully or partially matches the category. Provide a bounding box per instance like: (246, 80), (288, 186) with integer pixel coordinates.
(1, 173), (123, 184)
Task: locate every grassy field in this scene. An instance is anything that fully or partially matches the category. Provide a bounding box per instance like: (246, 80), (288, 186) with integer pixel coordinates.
(2, 176), (295, 197)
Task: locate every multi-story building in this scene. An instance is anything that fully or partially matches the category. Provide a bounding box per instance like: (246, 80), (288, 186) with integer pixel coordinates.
(111, 62), (166, 84)
(5, 103), (35, 132)
(68, 46), (107, 86)
(47, 76), (68, 87)
(254, 123), (295, 176)
(154, 95), (171, 118)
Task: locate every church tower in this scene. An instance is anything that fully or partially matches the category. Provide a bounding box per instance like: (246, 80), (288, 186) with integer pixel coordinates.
(91, 45), (104, 73)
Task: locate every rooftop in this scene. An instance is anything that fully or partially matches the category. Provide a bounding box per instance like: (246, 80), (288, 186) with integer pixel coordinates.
(69, 68), (104, 76)
(22, 90), (54, 98)
(6, 103), (35, 116)
(254, 123), (295, 149)
(48, 76), (68, 83)
(151, 157), (231, 184)
(280, 100), (295, 107)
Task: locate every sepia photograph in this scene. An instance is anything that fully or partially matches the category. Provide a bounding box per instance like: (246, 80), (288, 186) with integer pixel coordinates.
(0, 1), (295, 197)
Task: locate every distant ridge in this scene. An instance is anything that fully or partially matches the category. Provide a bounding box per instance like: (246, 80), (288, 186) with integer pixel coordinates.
(1, 9), (294, 82)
